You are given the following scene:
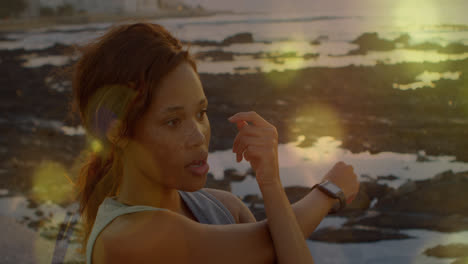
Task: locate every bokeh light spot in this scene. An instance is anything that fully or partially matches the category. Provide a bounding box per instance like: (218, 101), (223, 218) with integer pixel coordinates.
(32, 161), (75, 204)
(91, 140), (103, 153)
(290, 102), (344, 146)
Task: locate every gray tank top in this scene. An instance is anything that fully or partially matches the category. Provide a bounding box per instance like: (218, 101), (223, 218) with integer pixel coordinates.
(86, 189), (236, 264)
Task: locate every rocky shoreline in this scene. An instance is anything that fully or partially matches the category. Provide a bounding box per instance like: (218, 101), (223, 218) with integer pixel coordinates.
(206, 168), (468, 243)
(1, 29), (468, 262)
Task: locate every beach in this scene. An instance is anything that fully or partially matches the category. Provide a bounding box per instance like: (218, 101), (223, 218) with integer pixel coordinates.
(1, 3), (468, 263)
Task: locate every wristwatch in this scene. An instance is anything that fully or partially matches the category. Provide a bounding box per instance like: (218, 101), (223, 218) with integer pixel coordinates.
(311, 180), (346, 213)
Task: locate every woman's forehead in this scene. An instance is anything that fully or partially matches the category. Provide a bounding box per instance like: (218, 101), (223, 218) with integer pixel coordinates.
(151, 63), (206, 112)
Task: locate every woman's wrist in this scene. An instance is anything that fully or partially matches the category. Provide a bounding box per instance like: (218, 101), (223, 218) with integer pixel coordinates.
(259, 179), (283, 194)
(310, 186), (338, 209)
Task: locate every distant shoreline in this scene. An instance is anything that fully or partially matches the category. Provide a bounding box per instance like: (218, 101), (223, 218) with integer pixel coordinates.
(0, 9), (233, 33)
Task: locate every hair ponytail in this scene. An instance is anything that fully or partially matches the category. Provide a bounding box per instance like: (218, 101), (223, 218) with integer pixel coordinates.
(76, 144), (122, 249)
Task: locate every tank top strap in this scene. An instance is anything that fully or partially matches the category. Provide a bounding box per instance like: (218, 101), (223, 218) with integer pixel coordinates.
(86, 197), (169, 264)
(179, 189), (236, 225)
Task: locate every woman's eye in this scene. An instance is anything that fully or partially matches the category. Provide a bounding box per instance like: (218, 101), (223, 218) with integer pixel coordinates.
(198, 109), (208, 119)
(166, 119), (180, 127)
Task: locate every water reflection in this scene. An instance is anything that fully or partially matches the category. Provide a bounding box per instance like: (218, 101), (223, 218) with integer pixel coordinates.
(205, 136), (468, 198)
(393, 71), (461, 90)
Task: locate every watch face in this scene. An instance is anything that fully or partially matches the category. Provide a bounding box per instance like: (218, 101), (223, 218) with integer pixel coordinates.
(323, 181), (342, 194)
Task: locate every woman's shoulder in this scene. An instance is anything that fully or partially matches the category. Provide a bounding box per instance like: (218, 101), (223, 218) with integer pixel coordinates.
(93, 208), (186, 263)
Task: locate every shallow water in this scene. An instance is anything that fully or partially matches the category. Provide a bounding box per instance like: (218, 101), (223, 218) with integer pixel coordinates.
(393, 71), (462, 90)
(206, 136), (468, 198)
(2, 11), (468, 74)
(307, 229), (468, 264)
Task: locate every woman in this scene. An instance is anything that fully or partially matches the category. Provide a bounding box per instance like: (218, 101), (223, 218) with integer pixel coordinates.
(71, 22), (359, 264)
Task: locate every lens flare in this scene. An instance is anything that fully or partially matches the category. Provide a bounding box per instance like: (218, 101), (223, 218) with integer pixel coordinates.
(91, 139), (103, 153)
(261, 34), (316, 88)
(289, 102), (344, 146)
(31, 161), (75, 204)
(391, 0), (442, 27)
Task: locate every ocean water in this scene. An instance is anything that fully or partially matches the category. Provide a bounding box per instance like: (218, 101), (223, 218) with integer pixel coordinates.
(2, 1), (468, 74)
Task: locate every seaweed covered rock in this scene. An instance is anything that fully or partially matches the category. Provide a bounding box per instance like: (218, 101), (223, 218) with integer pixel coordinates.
(349, 32), (396, 54)
(375, 170), (468, 216)
(309, 226), (412, 243)
(222, 32), (254, 46)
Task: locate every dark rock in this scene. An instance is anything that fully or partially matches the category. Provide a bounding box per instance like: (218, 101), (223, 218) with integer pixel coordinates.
(311, 35), (329, 45)
(406, 42), (442, 51)
(204, 173), (231, 192)
(186, 40), (220, 47)
(27, 199), (39, 209)
(337, 181), (395, 216)
(242, 194), (263, 204)
(361, 181), (395, 201)
(222, 32), (254, 46)
(345, 211), (468, 232)
(416, 151), (432, 162)
(375, 170), (468, 216)
(349, 32), (395, 54)
(303, 53), (319, 59)
(424, 243), (468, 258)
(310, 40), (321, 45)
(34, 210), (44, 217)
(284, 186), (312, 204)
(309, 226), (412, 243)
(249, 206), (266, 221)
(195, 50), (235, 61)
(223, 168), (246, 182)
(360, 174), (375, 181)
(246, 167), (256, 177)
(338, 187), (371, 216)
(377, 174), (399, 181)
(440, 42), (468, 54)
(394, 33), (410, 45)
(27, 220), (45, 231)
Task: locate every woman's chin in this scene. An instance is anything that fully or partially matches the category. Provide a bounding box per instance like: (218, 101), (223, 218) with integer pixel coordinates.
(182, 172), (207, 191)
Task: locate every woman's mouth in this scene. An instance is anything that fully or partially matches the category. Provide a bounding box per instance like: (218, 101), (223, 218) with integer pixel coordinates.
(186, 160), (209, 176)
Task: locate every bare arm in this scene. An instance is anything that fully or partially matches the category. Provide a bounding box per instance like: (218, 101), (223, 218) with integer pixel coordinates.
(259, 180), (315, 264)
(290, 187), (337, 239)
(228, 111), (316, 264)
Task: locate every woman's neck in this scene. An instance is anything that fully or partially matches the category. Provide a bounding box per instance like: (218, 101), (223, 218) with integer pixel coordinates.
(117, 160), (184, 214)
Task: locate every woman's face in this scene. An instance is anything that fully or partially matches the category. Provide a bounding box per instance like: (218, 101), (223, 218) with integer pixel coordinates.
(126, 62), (211, 191)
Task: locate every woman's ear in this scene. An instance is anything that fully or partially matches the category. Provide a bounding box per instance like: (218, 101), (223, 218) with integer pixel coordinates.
(106, 119), (129, 149)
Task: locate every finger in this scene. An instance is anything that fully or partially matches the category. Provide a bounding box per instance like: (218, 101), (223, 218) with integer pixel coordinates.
(235, 135), (269, 154)
(233, 126), (269, 153)
(237, 151), (242, 162)
(236, 120), (248, 131)
(232, 121), (248, 154)
(236, 137), (270, 160)
(243, 145), (257, 163)
(244, 145), (261, 164)
(228, 111), (270, 127)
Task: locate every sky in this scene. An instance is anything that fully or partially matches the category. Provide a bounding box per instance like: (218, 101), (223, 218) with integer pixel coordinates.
(187, 0), (468, 19)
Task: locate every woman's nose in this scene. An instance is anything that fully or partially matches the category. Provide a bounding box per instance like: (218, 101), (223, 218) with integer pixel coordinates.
(186, 121), (206, 148)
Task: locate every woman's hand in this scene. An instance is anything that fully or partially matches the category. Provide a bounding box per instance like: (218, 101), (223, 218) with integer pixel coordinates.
(320, 161), (360, 204)
(228, 111), (280, 188)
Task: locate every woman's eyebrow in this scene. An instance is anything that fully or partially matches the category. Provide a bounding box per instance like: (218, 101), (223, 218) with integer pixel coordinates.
(160, 98), (208, 114)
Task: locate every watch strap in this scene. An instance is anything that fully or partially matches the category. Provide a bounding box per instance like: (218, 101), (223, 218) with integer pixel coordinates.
(311, 181), (346, 213)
